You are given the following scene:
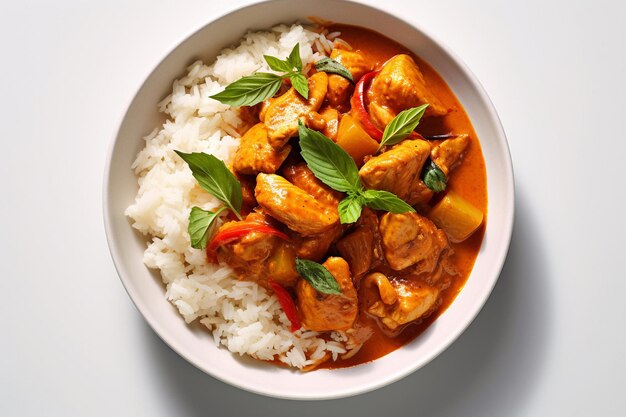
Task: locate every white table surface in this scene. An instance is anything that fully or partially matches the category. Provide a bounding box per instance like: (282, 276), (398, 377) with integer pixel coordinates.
(2, 0), (625, 415)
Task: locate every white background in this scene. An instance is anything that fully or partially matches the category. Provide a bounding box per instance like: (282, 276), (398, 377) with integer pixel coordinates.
(2, 0), (625, 415)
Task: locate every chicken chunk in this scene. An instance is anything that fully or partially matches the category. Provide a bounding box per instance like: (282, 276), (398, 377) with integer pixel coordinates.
(305, 107), (340, 141)
(336, 208), (383, 280)
(327, 48), (372, 111)
(233, 123), (291, 175)
(255, 173), (339, 236)
(379, 212), (449, 271)
(292, 224), (343, 261)
(368, 54), (447, 129)
(363, 273), (439, 332)
(281, 162), (342, 209)
(216, 212), (297, 288)
(296, 257), (358, 331)
(263, 72), (328, 148)
(359, 139), (433, 206)
(431, 134), (470, 176)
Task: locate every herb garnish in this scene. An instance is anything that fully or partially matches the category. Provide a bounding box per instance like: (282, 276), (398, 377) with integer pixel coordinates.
(298, 121), (415, 224)
(295, 258), (342, 295)
(210, 44), (308, 106)
(422, 160), (447, 192)
(175, 151), (244, 249)
(314, 57), (354, 82)
(377, 104), (428, 152)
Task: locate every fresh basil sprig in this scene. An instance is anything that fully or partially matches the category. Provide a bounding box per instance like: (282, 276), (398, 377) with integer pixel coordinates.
(210, 44), (308, 106)
(295, 258), (342, 295)
(377, 104), (429, 152)
(175, 150), (243, 249)
(422, 160), (447, 192)
(298, 121), (415, 224)
(188, 206), (227, 249)
(315, 57), (353, 82)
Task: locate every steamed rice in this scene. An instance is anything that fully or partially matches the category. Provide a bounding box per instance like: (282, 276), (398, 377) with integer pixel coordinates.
(125, 24), (351, 369)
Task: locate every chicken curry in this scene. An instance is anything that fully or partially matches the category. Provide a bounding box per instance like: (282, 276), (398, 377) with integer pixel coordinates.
(190, 24), (487, 369)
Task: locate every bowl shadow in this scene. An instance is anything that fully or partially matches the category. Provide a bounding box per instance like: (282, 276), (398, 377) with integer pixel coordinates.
(140, 185), (551, 416)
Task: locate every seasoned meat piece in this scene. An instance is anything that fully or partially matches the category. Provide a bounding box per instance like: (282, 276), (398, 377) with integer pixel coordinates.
(293, 224), (343, 262)
(216, 212), (297, 288)
(235, 173), (257, 215)
(336, 208), (383, 280)
(255, 173), (339, 236)
(363, 273), (439, 332)
(379, 212), (449, 271)
(327, 48), (372, 111)
(305, 107), (340, 141)
(431, 134), (470, 175)
(281, 162), (342, 209)
(368, 54), (447, 129)
(359, 139), (433, 206)
(233, 123), (291, 175)
(296, 257), (358, 331)
(263, 72), (328, 148)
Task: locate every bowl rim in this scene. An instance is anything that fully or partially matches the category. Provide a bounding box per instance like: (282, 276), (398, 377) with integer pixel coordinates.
(103, 0), (514, 400)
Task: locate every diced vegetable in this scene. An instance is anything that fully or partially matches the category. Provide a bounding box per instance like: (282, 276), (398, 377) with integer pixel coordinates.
(269, 280), (301, 332)
(336, 114), (379, 166)
(428, 191), (484, 242)
(350, 70), (383, 141)
(268, 244), (299, 283)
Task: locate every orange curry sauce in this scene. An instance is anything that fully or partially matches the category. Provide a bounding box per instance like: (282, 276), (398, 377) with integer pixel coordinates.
(317, 24), (488, 369)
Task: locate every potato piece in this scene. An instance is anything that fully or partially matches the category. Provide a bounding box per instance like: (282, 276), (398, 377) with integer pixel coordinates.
(428, 191), (484, 242)
(336, 114), (379, 166)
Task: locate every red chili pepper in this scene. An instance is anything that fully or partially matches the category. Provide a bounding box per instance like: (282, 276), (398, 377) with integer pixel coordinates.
(350, 70), (424, 143)
(269, 280), (301, 332)
(207, 222), (289, 255)
(350, 70), (383, 141)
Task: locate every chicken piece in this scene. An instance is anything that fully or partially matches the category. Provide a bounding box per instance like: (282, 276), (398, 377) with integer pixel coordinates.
(379, 212), (449, 271)
(359, 139), (433, 206)
(368, 54), (447, 129)
(336, 208), (383, 280)
(431, 134), (470, 176)
(363, 273), (439, 332)
(235, 173), (257, 215)
(216, 212), (296, 288)
(263, 72), (328, 148)
(281, 162), (342, 209)
(233, 123), (291, 175)
(292, 224), (343, 261)
(296, 257), (358, 331)
(327, 48), (372, 111)
(305, 107), (340, 141)
(255, 173), (339, 236)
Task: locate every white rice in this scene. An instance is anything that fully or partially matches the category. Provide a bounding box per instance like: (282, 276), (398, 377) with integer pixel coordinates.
(125, 24), (352, 369)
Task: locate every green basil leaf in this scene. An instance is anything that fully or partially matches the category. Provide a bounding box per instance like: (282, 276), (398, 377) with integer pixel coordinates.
(287, 43), (303, 71)
(288, 72), (309, 99)
(379, 104), (429, 150)
(174, 151), (243, 218)
(188, 206), (226, 249)
(295, 258), (342, 295)
(209, 73), (282, 107)
(422, 160), (447, 192)
(362, 189), (416, 213)
(337, 194), (364, 224)
(264, 55), (293, 72)
(298, 121), (361, 193)
(314, 57), (354, 82)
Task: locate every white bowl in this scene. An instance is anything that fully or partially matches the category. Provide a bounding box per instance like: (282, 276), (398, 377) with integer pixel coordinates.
(103, 0), (514, 400)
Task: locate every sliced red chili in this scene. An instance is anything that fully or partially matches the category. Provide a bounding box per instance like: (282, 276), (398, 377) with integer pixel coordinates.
(269, 280), (301, 332)
(350, 70), (383, 141)
(207, 222), (289, 255)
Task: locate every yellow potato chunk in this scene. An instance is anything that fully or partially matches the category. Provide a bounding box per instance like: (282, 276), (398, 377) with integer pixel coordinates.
(428, 191), (484, 242)
(336, 114), (379, 166)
